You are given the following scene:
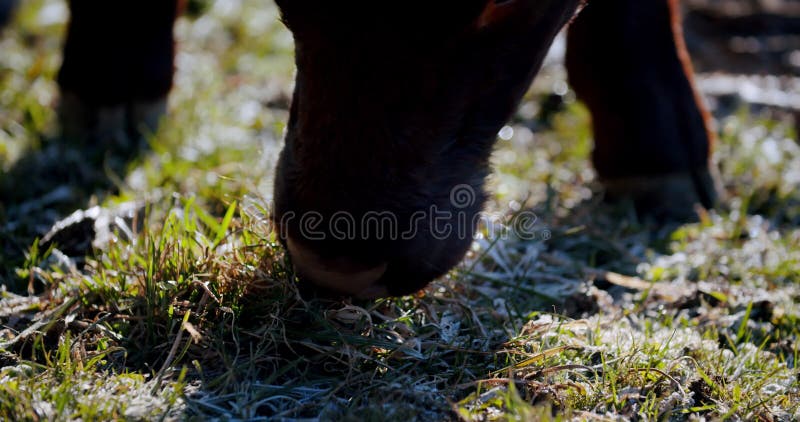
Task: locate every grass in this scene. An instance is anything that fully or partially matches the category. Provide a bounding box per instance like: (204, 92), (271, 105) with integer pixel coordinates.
(1, 0), (799, 420)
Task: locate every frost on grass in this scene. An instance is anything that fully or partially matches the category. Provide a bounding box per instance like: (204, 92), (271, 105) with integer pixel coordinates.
(0, 365), (185, 420)
(457, 213), (800, 419)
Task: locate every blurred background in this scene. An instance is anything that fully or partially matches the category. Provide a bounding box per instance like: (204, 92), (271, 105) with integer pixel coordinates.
(684, 0), (800, 121)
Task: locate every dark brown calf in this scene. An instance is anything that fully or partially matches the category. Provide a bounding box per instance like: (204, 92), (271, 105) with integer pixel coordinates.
(8, 0), (717, 298)
(272, 0), (717, 297)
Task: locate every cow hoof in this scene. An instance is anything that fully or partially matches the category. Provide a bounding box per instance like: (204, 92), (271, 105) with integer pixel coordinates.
(58, 92), (167, 152)
(601, 167), (723, 222)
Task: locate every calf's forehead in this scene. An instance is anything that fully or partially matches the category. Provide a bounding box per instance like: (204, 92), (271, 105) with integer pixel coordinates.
(275, 0), (493, 32)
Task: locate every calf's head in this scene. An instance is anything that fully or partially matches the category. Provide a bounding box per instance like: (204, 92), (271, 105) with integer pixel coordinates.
(273, 0), (580, 298)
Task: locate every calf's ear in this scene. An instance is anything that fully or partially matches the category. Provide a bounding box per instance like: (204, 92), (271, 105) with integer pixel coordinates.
(476, 0), (518, 29)
(276, 0), (492, 33)
(476, 0), (581, 30)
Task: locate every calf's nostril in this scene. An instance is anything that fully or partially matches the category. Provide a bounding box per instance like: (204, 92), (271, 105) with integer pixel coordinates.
(286, 236), (389, 297)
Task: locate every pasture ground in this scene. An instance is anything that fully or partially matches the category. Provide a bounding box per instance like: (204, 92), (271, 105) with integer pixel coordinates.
(1, 1), (799, 420)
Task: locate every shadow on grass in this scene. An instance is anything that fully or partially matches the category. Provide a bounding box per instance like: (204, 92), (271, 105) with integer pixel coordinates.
(0, 132), (151, 292)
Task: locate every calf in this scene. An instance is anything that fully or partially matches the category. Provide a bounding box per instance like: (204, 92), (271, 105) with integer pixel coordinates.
(273, 0), (719, 298)
(5, 0), (719, 298)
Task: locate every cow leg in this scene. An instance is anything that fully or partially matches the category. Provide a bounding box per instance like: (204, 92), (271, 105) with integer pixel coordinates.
(0, 0), (16, 28)
(57, 0), (179, 148)
(566, 0), (721, 220)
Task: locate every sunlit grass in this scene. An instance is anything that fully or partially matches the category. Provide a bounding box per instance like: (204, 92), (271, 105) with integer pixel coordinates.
(1, 0), (799, 420)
